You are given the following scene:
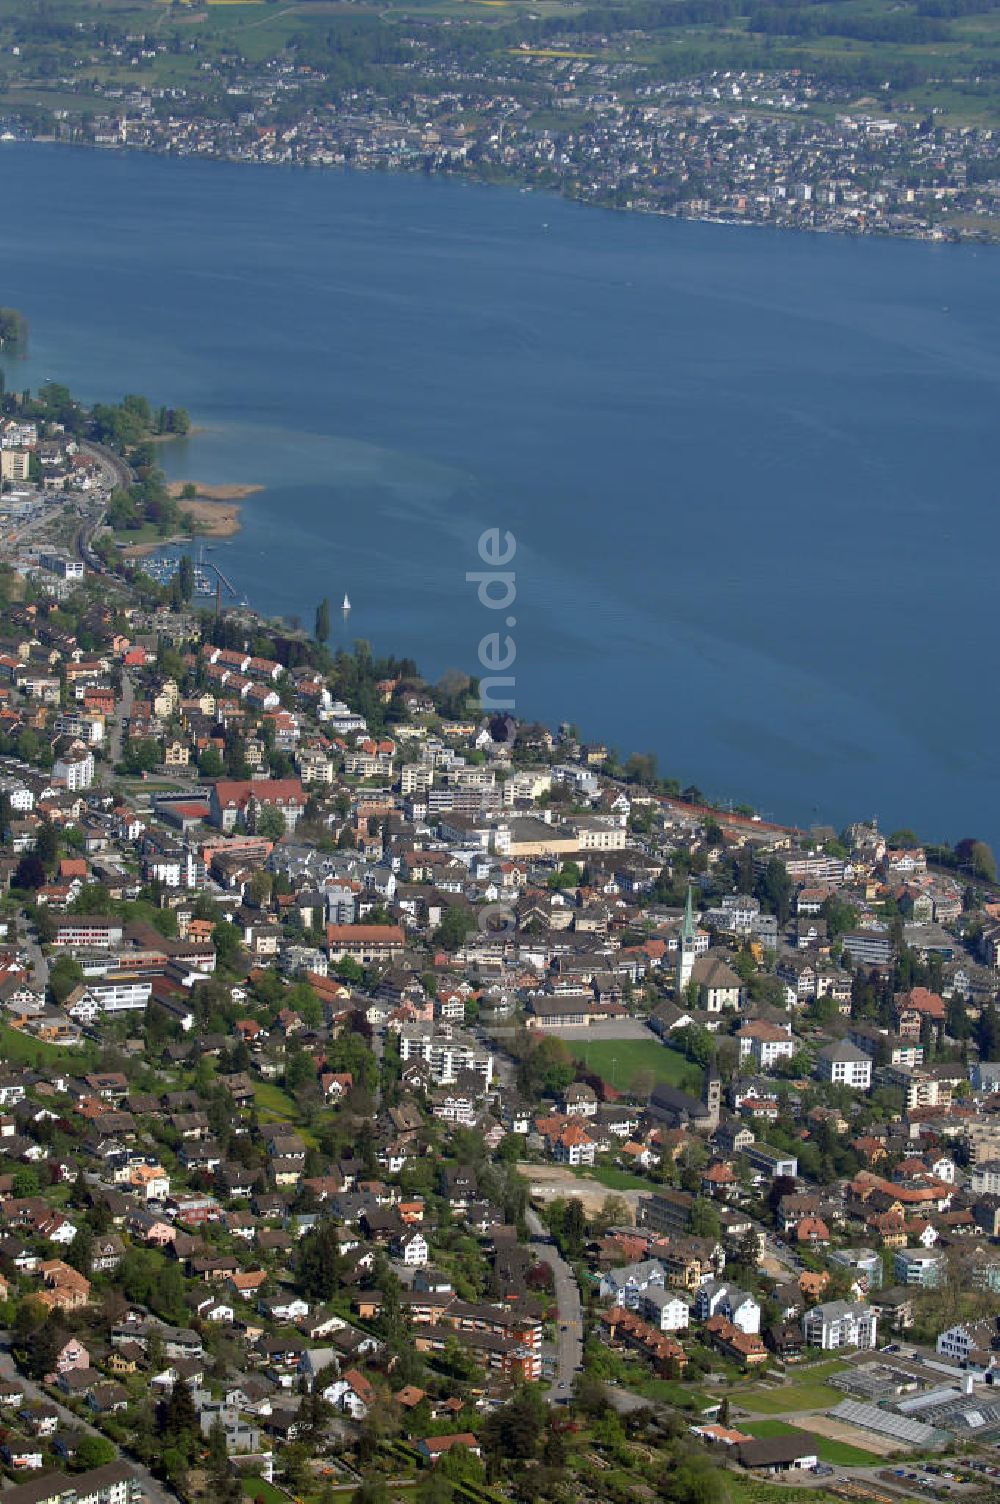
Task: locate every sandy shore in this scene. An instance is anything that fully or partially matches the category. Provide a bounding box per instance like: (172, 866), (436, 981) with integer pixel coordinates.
(167, 480), (263, 503)
(169, 480), (264, 537)
(119, 480), (263, 557)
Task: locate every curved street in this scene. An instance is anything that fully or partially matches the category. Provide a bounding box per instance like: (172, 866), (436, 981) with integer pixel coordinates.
(79, 439), (132, 493)
(0, 1329), (180, 1504)
(525, 1206), (583, 1403)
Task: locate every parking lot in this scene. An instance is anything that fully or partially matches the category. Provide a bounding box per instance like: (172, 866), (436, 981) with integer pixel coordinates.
(879, 1462), (984, 1497)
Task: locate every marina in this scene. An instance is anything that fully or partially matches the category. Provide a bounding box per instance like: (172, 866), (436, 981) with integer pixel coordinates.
(135, 547), (240, 602)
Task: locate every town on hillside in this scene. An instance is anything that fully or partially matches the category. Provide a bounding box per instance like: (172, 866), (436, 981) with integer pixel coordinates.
(4, 0), (1000, 244)
(0, 383), (999, 1504)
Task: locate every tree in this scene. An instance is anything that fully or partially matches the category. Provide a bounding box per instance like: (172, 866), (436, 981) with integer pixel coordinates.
(257, 805), (287, 842)
(199, 745), (224, 777)
(755, 857), (793, 923)
(689, 1198), (721, 1239)
(122, 738), (161, 775)
(481, 1385), (546, 1463)
(35, 819), (58, 870)
(822, 894), (859, 940)
(14, 854), (45, 890)
(13, 1168), (39, 1197)
(947, 993), (971, 1041)
(65, 1222), (94, 1277)
(416, 1472), (454, 1504)
(553, 1196), (587, 1257)
(351, 1485), (388, 1504)
(434, 904), (476, 952)
(296, 1220), (348, 1301)
(956, 837), (997, 884)
(206, 1417), (237, 1496)
(25, 1318), (61, 1380)
(663, 1454), (730, 1504)
(176, 554), (195, 602)
(76, 1435), (118, 1470)
(977, 1004), (1000, 1062)
(595, 1194), (631, 1234)
(315, 598), (331, 644)
(162, 1377), (197, 1446)
(160, 1448), (187, 1490)
(49, 955), (85, 1006)
(212, 919), (243, 967)
(285, 1048), (314, 1093)
(572, 1371), (609, 1418)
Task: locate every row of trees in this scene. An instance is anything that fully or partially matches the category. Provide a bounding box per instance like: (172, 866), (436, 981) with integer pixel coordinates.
(0, 306), (28, 348)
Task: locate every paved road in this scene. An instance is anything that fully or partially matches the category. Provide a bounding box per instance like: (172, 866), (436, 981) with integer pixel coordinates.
(0, 1330), (179, 1504)
(108, 667), (134, 768)
(74, 506), (107, 573)
(761, 1233), (805, 1277)
(525, 1207), (583, 1404)
(16, 916), (48, 992)
(79, 440), (132, 493)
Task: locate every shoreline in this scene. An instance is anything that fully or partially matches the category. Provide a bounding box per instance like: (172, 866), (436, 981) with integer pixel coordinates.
(149, 426), (207, 444)
(21, 137), (1000, 249)
(121, 481), (264, 556)
(167, 481), (263, 504)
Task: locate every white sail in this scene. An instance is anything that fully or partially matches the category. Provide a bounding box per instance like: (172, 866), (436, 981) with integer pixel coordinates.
(342, 594), (351, 611)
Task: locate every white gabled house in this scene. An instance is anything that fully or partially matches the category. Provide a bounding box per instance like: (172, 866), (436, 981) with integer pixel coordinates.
(639, 1287), (690, 1332)
(599, 1260), (666, 1309)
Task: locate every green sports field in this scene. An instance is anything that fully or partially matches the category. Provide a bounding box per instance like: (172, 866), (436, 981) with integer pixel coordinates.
(571, 1037), (703, 1096)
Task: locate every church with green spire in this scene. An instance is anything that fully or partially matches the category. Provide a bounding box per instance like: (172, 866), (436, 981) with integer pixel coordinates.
(676, 882), (697, 994)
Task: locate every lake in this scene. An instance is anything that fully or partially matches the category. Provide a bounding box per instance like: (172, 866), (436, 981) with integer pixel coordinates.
(1, 142), (998, 845)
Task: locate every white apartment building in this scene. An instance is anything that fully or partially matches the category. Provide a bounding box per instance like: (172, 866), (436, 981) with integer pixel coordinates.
(816, 1040), (872, 1090)
(802, 1301), (878, 1350)
(54, 748), (95, 790)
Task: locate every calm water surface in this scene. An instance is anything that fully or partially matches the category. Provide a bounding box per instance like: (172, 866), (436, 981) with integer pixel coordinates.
(2, 143), (998, 843)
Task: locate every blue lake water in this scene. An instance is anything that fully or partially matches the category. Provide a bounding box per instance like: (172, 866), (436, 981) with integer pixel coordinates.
(1, 142), (998, 844)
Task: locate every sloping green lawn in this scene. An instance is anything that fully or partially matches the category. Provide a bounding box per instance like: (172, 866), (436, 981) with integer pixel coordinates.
(251, 1080), (318, 1146)
(242, 1481), (290, 1504)
(0, 1022), (97, 1070)
(251, 1080), (299, 1117)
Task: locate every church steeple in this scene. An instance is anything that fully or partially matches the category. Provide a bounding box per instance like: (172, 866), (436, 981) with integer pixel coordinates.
(682, 882), (695, 943)
(677, 882), (697, 994)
